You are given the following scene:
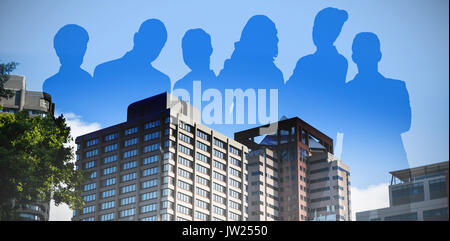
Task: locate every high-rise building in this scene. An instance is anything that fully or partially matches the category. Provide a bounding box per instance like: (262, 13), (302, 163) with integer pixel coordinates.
(356, 161), (449, 221)
(0, 75), (54, 221)
(235, 117), (351, 221)
(72, 93), (249, 221)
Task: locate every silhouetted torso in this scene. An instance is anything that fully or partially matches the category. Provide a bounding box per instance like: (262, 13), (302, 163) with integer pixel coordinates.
(92, 51), (171, 126)
(342, 72), (411, 186)
(43, 66), (93, 119)
(284, 46), (348, 140)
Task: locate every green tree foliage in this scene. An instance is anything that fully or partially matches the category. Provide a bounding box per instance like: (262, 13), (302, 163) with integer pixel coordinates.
(0, 61), (18, 99)
(0, 111), (86, 220)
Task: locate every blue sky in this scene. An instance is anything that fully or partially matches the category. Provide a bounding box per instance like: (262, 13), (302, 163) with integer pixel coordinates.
(1, 0), (448, 209)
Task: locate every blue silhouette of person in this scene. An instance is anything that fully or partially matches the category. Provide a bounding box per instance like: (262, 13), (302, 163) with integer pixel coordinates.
(218, 15), (284, 91)
(342, 32), (412, 187)
(42, 24), (93, 119)
(174, 28), (216, 96)
(93, 19), (171, 126)
(283, 7), (348, 145)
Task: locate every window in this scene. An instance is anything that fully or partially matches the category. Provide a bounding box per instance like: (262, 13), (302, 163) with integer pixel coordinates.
(197, 141), (209, 152)
(195, 199), (209, 210)
(83, 194), (96, 202)
(123, 161), (137, 170)
(143, 155), (159, 165)
(145, 120), (160, 129)
(196, 164), (210, 175)
(103, 166), (117, 175)
(213, 194), (225, 204)
(101, 201), (115, 210)
(229, 156), (241, 167)
(104, 143), (118, 153)
(213, 149), (225, 159)
(196, 187), (209, 197)
(213, 171), (225, 182)
(105, 132), (118, 141)
(141, 216), (157, 221)
(177, 204), (192, 216)
(144, 143), (159, 153)
(100, 213), (114, 221)
(85, 149), (98, 158)
(229, 167), (241, 178)
(229, 145), (240, 156)
(124, 137), (138, 147)
(229, 212), (241, 221)
(229, 178), (241, 188)
(229, 200), (241, 210)
(213, 182), (226, 193)
(142, 167), (158, 177)
(213, 205), (225, 216)
(84, 183), (96, 191)
(102, 189), (115, 198)
(229, 189), (241, 199)
(213, 138), (225, 149)
(177, 192), (192, 204)
(195, 211), (209, 221)
(141, 191), (158, 201)
(179, 144), (192, 155)
(196, 152), (210, 164)
(104, 155), (118, 164)
(429, 178), (447, 200)
(213, 160), (225, 171)
(124, 127), (138, 135)
(103, 177), (116, 187)
(86, 138), (99, 147)
(82, 205), (95, 214)
(121, 184), (136, 194)
(178, 168), (192, 179)
(197, 130), (209, 141)
(142, 179), (158, 189)
(179, 121), (192, 133)
(196, 175), (210, 186)
(144, 131), (160, 141)
(141, 204), (158, 214)
(179, 132), (192, 144)
(123, 149), (138, 159)
(178, 180), (192, 191)
(85, 161), (96, 169)
(178, 156), (193, 168)
(120, 208), (136, 218)
(121, 172), (137, 182)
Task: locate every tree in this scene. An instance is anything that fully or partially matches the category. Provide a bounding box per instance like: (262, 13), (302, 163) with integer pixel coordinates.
(0, 111), (87, 220)
(0, 61), (18, 99)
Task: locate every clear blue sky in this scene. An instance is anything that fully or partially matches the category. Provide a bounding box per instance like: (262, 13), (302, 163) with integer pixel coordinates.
(1, 0), (448, 188)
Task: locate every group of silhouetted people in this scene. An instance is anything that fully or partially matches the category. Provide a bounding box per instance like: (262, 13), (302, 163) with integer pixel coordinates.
(42, 7), (411, 187)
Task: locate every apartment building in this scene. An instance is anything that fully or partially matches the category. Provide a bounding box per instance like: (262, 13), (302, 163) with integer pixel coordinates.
(236, 117), (351, 221)
(356, 161), (449, 221)
(0, 75), (54, 221)
(72, 93), (248, 221)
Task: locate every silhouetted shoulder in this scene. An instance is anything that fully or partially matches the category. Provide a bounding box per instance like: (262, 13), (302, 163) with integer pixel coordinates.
(93, 57), (125, 78)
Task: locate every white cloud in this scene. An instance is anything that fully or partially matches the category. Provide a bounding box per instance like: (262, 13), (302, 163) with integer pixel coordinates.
(49, 112), (101, 221)
(351, 183), (390, 221)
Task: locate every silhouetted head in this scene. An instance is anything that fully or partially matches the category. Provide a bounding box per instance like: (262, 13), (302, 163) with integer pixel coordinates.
(235, 15), (279, 60)
(54, 24), (89, 67)
(312, 7), (348, 49)
(133, 19), (168, 62)
(182, 28), (213, 71)
(352, 32), (382, 68)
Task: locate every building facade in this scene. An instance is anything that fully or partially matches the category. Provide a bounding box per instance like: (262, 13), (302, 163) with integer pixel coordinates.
(0, 75), (54, 221)
(236, 117), (351, 221)
(72, 93), (249, 221)
(356, 161), (449, 221)
(0, 75), (54, 116)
